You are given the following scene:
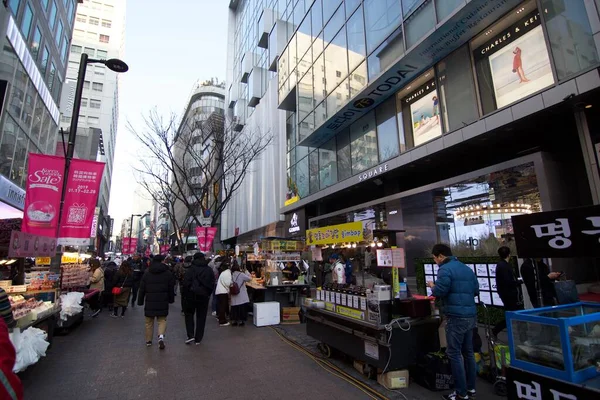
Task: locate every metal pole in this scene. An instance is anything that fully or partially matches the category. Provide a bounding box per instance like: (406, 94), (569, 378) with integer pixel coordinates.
(128, 214), (134, 255)
(56, 52), (88, 239)
(533, 259), (544, 308)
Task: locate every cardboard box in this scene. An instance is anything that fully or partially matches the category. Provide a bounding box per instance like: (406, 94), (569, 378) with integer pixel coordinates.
(353, 360), (367, 375)
(378, 369), (409, 389)
(281, 306), (300, 324)
(253, 302), (280, 327)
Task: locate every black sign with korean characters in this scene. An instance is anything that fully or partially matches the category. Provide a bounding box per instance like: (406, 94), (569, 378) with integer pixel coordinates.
(285, 208), (306, 238)
(511, 205), (600, 258)
(507, 366), (600, 400)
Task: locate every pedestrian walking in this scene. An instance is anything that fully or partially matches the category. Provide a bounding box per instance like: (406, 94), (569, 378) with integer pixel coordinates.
(0, 318), (23, 400)
(174, 256), (192, 315)
(230, 261), (251, 327)
(182, 252), (215, 344)
(493, 246), (524, 340)
(111, 261), (134, 318)
(208, 256), (223, 317)
(89, 259), (104, 318)
(130, 254), (145, 308)
(427, 244), (479, 400)
(137, 255), (175, 349)
(215, 261), (232, 326)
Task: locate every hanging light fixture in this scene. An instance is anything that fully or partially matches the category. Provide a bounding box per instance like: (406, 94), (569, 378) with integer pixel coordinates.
(377, 242), (383, 248)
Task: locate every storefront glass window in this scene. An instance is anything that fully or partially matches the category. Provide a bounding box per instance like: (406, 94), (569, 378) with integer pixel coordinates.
(324, 29), (348, 96)
(395, 100), (408, 153)
(376, 96), (400, 161)
(541, 0), (599, 80)
(436, 45), (479, 133)
(319, 137), (337, 189)
(298, 112), (314, 143)
(397, 69), (441, 148)
(326, 78), (350, 118)
(405, 0), (435, 49)
(471, 2), (555, 114)
(367, 28), (404, 82)
(364, 0), (402, 54)
(296, 156), (309, 198)
(350, 111), (378, 174)
(0, 117), (17, 179)
(309, 150), (319, 194)
(287, 166), (298, 200)
(296, 142), (309, 161)
(346, 5), (365, 72)
(336, 127), (351, 181)
(435, 0), (463, 21)
(349, 61), (368, 98)
(286, 113), (296, 152)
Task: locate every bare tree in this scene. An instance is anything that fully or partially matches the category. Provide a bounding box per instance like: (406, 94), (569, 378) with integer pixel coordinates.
(130, 108), (272, 251)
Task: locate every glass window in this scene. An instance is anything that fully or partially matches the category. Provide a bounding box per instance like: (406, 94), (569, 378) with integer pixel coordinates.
(97, 49), (107, 59)
(8, 0), (20, 16)
(315, 101), (327, 129)
(313, 53), (326, 104)
(367, 27), (404, 82)
(350, 111), (378, 174)
(350, 61), (368, 98)
(319, 137), (337, 189)
(309, 150), (319, 194)
(101, 19), (111, 28)
(325, 29), (348, 95)
(49, 1), (57, 30)
(88, 116), (99, 125)
(296, 142), (309, 162)
(364, 0), (402, 54)
(81, 97), (88, 107)
(90, 99), (101, 109)
(92, 82), (103, 92)
(298, 113), (314, 143)
(471, 3), (555, 114)
(12, 130), (28, 185)
(48, 62), (56, 91)
(298, 12), (312, 59)
(436, 45), (479, 133)
(287, 115), (297, 152)
(327, 78), (350, 118)
(435, 0), (462, 21)
(0, 117), (17, 179)
(345, 0), (361, 15)
(71, 44), (81, 54)
(323, 0), (342, 25)
(402, 0), (424, 17)
(347, 6), (365, 72)
(542, 0), (600, 80)
(336, 128), (351, 181)
(67, 0), (75, 25)
(31, 26), (42, 60)
(60, 37), (68, 64)
(21, 2), (34, 40)
(405, 0), (435, 48)
(84, 47), (95, 56)
(99, 34), (110, 43)
(376, 96), (400, 161)
(324, 4), (344, 45)
(41, 46), (49, 75)
(88, 17), (99, 26)
(41, 0), (48, 10)
(83, 80), (90, 89)
(298, 68), (313, 122)
(311, 0), (323, 37)
(296, 156), (309, 198)
(55, 20), (63, 46)
(395, 95), (408, 153)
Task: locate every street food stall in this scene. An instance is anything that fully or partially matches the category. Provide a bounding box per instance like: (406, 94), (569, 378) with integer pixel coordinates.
(506, 205), (600, 399)
(303, 222), (441, 376)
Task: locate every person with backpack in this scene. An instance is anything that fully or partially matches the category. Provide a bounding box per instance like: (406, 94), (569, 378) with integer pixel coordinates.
(182, 252), (215, 344)
(215, 261), (232, 327)
(174, 256), (193, 315)
(229, 261), (251, 326)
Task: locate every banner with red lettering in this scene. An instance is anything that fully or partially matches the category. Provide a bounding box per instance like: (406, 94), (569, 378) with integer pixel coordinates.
(196, 227), (217, 252)
(22, 154), (65, 237)
(122, 238), (138, 254)
(58, 159), (105, 246)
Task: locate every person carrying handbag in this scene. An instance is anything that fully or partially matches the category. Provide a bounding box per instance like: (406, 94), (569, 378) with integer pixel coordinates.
(215, 261), (232, 327)
(112, 261), (134, 318)
(230, 261), (252, 326)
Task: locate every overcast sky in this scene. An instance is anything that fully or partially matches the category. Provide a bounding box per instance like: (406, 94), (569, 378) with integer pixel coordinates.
(107, 0), (228, 235)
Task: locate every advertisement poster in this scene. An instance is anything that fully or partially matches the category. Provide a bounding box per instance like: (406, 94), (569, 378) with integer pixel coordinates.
(58, 159), (105, 246)
(196, 227), (217, 252)
(22, 154), (65, 237)
(8, 230), (57, 257)
(122, 238), (138, 254)
(306, 222), (363, 245)
(376, 249), (393, 267)
(408, 81), (442, 147)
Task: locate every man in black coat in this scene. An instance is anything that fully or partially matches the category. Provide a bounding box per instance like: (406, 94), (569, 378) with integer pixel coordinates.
(493, 247), (524, 339)
(521, 258), (560, 308)
(182, 252), (215, 345)
(137, 255), (175, 349)
(130, 254), (145, 308)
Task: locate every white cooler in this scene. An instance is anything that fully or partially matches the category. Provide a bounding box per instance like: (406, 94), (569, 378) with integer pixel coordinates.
(253, 302), (280, 327)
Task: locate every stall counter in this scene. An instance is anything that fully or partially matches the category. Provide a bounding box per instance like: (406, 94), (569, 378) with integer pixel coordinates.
(246, 283), (309, 308)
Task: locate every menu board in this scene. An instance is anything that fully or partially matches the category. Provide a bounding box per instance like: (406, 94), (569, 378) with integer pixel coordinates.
(423, 262), (504, 307)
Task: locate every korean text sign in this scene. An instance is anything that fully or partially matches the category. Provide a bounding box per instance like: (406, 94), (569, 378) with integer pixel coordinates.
(58, 159), (105, 246)
(8, 231), (57, 257)
(306, 222), (364, 245)
(511, 205), (600, 258)
(196, 227), (217, 252)
(22, 154), (65, 237)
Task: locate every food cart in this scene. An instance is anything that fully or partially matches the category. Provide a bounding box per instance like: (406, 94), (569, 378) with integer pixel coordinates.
(506, 205), (600, 399)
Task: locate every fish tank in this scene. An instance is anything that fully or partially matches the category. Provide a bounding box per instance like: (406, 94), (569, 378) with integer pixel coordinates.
(506, 302), (600, 384)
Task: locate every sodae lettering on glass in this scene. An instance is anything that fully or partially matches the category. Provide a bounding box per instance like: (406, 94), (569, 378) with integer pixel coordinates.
(514, 380), (577, 400)
(530, 218), (571, 249)
(582, 216), (600, 242)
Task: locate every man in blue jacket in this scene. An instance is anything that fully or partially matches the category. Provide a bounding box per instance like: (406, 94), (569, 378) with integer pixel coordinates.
(428, 244), (479, 400)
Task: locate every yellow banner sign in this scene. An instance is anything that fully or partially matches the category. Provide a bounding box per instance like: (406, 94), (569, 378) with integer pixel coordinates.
(336, 305), (365, 320)
(61, 254), (79, 264)
(325, 302), (335, 312)
(284, 195), (300, 206)
(35, 257), (51, 266)
(306, 222), (363, 245)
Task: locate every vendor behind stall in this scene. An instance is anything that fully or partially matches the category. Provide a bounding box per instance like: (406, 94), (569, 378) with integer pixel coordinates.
(282, 262), (300, 281)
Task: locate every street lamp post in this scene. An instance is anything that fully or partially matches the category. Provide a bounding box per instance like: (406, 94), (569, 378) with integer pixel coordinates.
(56, 52), (128, 240)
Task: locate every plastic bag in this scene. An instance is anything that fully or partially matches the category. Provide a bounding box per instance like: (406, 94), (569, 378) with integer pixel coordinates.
(60, 292), (84, 320)
(10, 327), (50, 372)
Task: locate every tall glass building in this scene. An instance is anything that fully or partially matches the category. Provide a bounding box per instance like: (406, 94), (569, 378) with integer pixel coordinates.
(0, 0), (78, 217)
(224, 0), (600, 283)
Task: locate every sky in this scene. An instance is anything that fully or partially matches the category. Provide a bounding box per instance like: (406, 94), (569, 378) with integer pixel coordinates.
(107, 0), (228, 236)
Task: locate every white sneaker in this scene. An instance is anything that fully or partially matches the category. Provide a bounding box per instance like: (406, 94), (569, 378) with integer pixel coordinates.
(219, 322), (230, 327)
(211, 311), (217, 316)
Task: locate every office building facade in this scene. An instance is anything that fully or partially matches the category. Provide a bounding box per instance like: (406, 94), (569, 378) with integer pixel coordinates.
(0, 0), (78, 217)
(225, 0), (600, 282)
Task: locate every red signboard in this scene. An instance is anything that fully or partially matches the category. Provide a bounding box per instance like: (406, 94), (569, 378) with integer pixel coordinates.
(122, 237), (138, 254)
(160, 245), (169, 255)
(196, 227), (217, 252)
(21, 154), (65, 237)
(58, 159), (105, 246)
(8, 230), (57, 257)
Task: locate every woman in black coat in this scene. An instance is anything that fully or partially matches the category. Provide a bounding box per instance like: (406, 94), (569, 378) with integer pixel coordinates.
(137, 255), (175, 349)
